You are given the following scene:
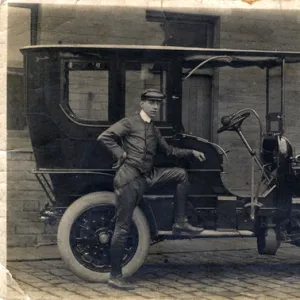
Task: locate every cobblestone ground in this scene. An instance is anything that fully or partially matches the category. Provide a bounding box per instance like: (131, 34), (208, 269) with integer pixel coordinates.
(5, 238), (300, 300)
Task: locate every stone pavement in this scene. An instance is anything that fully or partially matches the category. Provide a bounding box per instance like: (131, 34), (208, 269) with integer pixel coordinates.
(5, 237), (300, 300)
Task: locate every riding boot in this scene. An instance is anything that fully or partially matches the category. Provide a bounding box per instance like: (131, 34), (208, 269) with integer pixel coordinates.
(108, 275), (135, 290)
(172, 182), (204, 236)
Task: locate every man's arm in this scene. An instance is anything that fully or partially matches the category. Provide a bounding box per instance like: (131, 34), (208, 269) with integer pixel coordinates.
(97, 118), (131, 161)
(155, 127), (192, 159)
(155, 127), (206, 161)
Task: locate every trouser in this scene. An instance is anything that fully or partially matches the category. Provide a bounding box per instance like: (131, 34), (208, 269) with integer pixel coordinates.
(110, 163), (190, 277)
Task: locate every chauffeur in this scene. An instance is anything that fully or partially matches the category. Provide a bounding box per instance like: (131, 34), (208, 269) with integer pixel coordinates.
(98, 89), (206, 290)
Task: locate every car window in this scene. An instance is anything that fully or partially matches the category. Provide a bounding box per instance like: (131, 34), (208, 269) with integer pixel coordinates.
(63, 61), (109, 121)
(124, 62), (168, 122)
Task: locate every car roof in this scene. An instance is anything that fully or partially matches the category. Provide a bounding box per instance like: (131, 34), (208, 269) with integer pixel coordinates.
(20, 44), (300, 69)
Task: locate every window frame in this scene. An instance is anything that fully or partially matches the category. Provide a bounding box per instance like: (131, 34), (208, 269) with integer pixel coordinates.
(60, 58), (114, 126)
(121, 59), (174, 128)
(59, 56), (179, 132)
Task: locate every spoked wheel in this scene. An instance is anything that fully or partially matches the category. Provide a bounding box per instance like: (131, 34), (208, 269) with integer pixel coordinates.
(57, 192), (150, 282)
(257, 227), (281, 255)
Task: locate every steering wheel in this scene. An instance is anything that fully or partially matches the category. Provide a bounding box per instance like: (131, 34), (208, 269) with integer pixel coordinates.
(217, 112), (250, 133)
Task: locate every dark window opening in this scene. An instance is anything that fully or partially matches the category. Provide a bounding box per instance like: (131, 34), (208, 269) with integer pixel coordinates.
(146, 10), (217, 48)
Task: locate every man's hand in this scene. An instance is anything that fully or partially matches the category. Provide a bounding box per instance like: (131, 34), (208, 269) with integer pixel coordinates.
(112, 152), (127, 169)
(192, 150), (206, 162)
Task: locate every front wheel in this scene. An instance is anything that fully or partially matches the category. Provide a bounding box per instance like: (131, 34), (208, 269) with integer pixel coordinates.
(57, 191), (150, 282)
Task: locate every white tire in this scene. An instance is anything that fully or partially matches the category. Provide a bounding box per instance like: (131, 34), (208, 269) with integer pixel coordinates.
(57, 191), (150, 282)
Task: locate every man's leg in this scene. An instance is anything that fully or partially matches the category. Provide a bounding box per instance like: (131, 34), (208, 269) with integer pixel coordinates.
(109, 166), (146, 289)
(147, 167), (203, 235)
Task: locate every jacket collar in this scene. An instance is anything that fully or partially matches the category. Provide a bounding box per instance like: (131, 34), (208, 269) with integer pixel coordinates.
(139, 110), (151, 123)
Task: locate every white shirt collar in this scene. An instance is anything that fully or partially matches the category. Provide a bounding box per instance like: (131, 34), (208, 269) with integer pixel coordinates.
(140, 110), (151, 123)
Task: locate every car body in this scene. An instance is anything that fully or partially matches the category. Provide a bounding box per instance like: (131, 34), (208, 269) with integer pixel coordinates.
(20, 44), (300, 281)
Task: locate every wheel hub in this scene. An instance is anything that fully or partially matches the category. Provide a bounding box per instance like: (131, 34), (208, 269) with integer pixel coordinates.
(99, 232), (109, 244)
(69, 205), (139, 272)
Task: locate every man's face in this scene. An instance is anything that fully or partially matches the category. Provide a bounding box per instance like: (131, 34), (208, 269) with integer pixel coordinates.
(140, 100), (161, 119)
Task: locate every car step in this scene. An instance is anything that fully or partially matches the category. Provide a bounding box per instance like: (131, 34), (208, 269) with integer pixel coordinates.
(157, 230), (254, 237)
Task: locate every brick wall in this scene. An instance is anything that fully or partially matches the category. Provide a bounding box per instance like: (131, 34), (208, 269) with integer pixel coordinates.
(69, 70), (109, 121)
(37, 5), (164, 45)
(7, 5), (300, 246)
(7, 151), (55, 247)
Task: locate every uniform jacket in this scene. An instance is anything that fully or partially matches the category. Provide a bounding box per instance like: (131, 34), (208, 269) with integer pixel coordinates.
(98, 113), (193, 174)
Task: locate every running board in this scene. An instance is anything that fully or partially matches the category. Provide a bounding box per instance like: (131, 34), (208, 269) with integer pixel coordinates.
(157, 230), (255, 237)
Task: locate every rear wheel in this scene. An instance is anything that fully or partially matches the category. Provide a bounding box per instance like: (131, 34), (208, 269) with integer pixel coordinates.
(57, 191), (150, 282)
(257, 227), (281, 255)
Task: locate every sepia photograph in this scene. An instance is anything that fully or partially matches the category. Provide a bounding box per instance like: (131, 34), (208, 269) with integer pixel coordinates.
(2, 0), (300, 299)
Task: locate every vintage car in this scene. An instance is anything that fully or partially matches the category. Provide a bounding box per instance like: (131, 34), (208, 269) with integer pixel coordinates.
(20, 44), (300, 282)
